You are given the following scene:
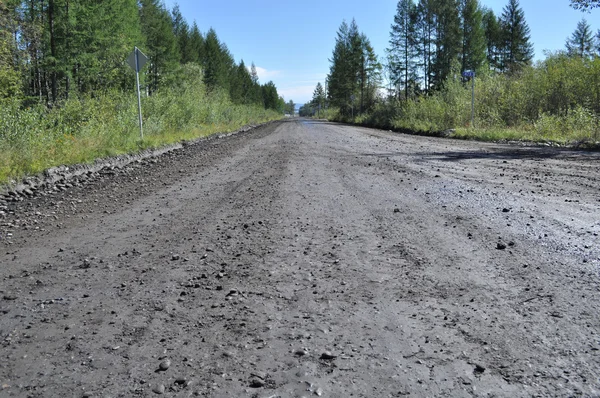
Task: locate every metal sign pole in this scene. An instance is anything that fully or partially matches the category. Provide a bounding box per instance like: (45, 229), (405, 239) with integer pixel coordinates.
(471, 73), (475, 128)
(135, 47), (143, 140)
(462, 70), (475, 128)
(128, 46), (148, 140)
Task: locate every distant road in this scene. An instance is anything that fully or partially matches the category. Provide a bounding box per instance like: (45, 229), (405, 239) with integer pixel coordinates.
(1, 119), (599, 396)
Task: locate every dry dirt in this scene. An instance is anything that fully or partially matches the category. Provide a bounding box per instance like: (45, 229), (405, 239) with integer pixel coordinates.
(1, 119), (599, 398)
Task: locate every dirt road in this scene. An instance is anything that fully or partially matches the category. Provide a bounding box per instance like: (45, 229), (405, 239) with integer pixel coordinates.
(1, 119), (599, 397)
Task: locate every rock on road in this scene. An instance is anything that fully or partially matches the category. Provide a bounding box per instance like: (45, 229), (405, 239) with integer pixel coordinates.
(1, 119), (599, 397)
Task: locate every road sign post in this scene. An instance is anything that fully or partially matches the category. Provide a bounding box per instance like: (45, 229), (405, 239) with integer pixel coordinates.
(462, 70), (475, 128)
(127, 47), (149, 139)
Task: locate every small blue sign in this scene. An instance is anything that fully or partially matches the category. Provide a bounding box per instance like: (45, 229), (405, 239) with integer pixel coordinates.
(462, 71), (475, 78)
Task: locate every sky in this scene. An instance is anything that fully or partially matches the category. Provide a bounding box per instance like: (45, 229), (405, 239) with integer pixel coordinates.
(163, 0), (598, 104)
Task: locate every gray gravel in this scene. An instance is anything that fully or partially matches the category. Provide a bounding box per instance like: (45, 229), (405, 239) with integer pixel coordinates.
(0, 119), (599, 396)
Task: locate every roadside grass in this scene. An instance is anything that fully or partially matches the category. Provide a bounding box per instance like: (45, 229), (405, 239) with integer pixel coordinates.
(0, 81), (281, 185)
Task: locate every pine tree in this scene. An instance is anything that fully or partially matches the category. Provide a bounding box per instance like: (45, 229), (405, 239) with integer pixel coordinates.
(482, 7), (503, 71)
(171, 4), (192, 63)
(358, 34), (382, 110)
(388, 0), (418, 100)
(312, 82), (326, 109)
(286, 99), (295, 115)
(597, 30), (600, 55)
(140, 0), (178, 93)
(565, 19), (595, 58)
(461, 0), (486, 74)
(261, 81), (280, 110)
(415, 0), (436, 92)
(203, 28), (234, 91)
(431, 0), (462, 89)
(327, 19), (362, 115)
(0, 0), (21, 97)
(499, 0), (533, 73)
(189, 22), (204, 64)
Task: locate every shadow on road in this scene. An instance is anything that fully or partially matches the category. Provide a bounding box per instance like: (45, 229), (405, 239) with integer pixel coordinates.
(355, 147), (600, 162)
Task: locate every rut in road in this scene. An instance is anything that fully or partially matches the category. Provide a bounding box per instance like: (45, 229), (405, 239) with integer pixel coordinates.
(1, 119), (599, 397)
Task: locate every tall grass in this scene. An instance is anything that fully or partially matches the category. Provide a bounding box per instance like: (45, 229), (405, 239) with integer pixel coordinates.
(0, 64), (281, 184)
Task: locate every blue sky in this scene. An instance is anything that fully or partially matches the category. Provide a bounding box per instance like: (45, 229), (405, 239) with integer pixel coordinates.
(163, 0), (598, 104)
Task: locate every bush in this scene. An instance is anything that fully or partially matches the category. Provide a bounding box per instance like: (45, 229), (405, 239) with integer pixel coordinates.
(0, 64), (281, 184)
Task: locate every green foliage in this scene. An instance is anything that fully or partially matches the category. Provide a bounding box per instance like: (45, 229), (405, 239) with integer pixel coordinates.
(140, 0), (179, 94)
(566, 19), (596, 57)
(388, 0), (419, 99)
(0, 0), (290, 184)
(0, 1), (21, 98)
(499, 0), (534, 73)
(327, 19), (382, 117)
(0, 63), (281, 183)
(334, 53), (600, 144)
(570, 0), (600, 11)
(461, 0), (487, 73)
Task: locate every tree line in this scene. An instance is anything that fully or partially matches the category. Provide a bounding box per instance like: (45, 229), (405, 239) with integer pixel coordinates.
(0, 0), (286, 112)
(313, 0), (600, 134)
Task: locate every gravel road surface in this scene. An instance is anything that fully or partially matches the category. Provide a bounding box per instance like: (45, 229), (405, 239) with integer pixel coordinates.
(1, 119), (599, 397)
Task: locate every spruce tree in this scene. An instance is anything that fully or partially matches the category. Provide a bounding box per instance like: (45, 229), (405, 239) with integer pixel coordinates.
(431, 0), (462, 89)
(499, 0), (533, 73)
(189, 22), (204, 64)
(312, 82), (326, 109)
(171, 4), (192, 63)
(358, 34), (382, 110)
(482, 8), (503, 71)
(203, 28), (235, 91)
(565, 19), (595, 58)
(388, 0), (418, 99)
(327, 20), (352, 114)
(415, 0), (436, 92)
(140, 0), (178, 93)
(461, 0), (486, 74)
(0, 0), (21, 97)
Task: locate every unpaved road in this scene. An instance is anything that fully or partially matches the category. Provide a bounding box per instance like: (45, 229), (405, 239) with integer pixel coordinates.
(1, 119), (599, 397)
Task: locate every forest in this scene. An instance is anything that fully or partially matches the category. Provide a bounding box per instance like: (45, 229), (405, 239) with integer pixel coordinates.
(303, 0), (600, 144)
(0, 0), (287, 183)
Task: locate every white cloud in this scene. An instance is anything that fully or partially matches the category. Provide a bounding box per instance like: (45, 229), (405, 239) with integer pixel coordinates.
(252, 66), (281, 81)
(278, 85), (316, 104)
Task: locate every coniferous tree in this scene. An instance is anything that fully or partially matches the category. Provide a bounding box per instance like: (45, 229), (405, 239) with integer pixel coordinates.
(261, 80), (280, 110)
(171, 4), (192, 63)
(358, 34), (382, 110)
(140, 0), (178, 93)
(327, 20), (352, 113)
(431, 0), (462, 89)
(229, 59), (254, 104)
(388, 0), (418, 99)
(482, 8), (503, 71)
(499, 0), (533, 73)
(570, 0), (600, 11)
(203, 28), (235, 91)
(312, 82), (326, 109)
(565, 19), (595, 57)
(286, 99), (295, 115)
(189, 22), (204, 64)
(461, 0), (486, 74)
(415, 0), (436, 92)
(0, 0), (21, 97)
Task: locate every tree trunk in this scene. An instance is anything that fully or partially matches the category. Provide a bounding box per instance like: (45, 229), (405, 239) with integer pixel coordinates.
(48, 0), (57, 103)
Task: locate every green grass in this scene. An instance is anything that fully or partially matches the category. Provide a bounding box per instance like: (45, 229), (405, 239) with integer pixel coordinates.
(0, 84), (281, 185)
